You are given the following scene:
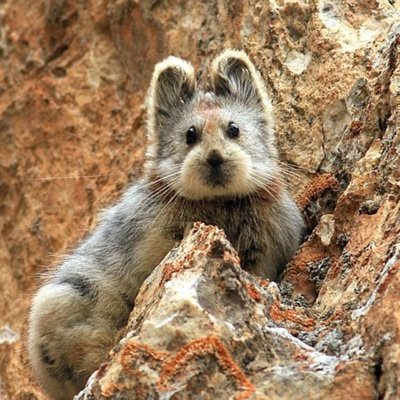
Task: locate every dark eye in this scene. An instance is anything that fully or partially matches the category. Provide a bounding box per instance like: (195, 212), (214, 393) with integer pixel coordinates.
(186, 126), (197, 145)
(227, 121), (240, 138)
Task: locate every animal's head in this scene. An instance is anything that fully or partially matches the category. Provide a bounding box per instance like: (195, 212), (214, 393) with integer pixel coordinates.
(146, 49), (279, 201)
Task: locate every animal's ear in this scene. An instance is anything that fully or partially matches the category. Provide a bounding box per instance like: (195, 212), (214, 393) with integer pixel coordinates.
(210, 49), (271, 113)
(147, 56), (196, 134)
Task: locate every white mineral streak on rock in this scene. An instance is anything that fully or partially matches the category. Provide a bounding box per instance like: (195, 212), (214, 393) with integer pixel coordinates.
(284, 50), (312, 75)
(318, 1), (398, 52)
(315, 214), (335, 246)
(321, 100), (351, 169)
(137, 269), (213, 348)
(341, 335), (364, 360)
(76, 371), (98, 400)
(153, 311), (180, 329)
(0, 325), (19, 344)
(265, 326), (339, 375)
(164, 271), (200, 305)
(352, 244), (400, 319)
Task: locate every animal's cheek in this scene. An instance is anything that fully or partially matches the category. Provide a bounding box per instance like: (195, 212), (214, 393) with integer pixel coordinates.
(180, 153), (203, 181)
(225, 145), (252, 168)
(182, 146), (205, 169)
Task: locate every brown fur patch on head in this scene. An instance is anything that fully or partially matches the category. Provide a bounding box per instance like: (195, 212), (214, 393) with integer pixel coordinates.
(195, 100), (221, 136)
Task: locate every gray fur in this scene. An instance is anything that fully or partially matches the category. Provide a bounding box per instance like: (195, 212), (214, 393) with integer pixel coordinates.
(28, 50), (304, 399)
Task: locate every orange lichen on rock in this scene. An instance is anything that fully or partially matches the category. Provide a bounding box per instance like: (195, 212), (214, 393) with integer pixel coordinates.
(284, 249), (326, 302)
(101, 341), (168, 397)
(375, 259), (399, 296)
(100, 335), (256, 398)
(292, 348), (311, 363)
(162, 261), (187, 283)
(101, 381), (134, 398)
(159, 336), (256, 400)
(287, 249), (326, 275)
(245, 282), (262, 302)
(120, 340), (168, 369)
(270, 303), (316, 331)
(257, 278), (270, 288)
(349, 119), (364, 136)
(296, 174), (339, 210)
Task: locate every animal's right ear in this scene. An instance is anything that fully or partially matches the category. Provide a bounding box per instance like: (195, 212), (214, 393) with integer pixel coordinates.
(147, 56), (196, 134)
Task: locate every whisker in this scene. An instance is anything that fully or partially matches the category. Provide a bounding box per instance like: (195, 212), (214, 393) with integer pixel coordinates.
(252, 169), (302, 191)
(257, 176), (298, 195)
(255, 167), (303, 183)
(276, 163), (306, 179)
(134, 184), (177, 215)
(139, 171), (181, 190)
(58, 129), (97, 145)
(277, 170), (304, 183)
(250, 169), (299, 193)
(136, 173), (182, 212)
(33, 174), (121, 181)
(150, 190), (180, 230)
(249, 173), (280, 203)
(277, 160), (309, 173)
(11, 216), (53, 234)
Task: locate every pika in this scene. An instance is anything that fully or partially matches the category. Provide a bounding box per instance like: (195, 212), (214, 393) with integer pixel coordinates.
(28, 50), (304, 399)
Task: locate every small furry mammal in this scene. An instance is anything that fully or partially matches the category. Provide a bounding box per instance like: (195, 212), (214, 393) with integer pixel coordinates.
(28, 50), (303, 399)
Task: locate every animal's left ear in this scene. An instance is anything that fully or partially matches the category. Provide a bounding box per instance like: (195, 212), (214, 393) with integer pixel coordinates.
(210, 49), (272, 114)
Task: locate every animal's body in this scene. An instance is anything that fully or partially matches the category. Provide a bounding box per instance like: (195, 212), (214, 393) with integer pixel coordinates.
(28, 50), (304, 399)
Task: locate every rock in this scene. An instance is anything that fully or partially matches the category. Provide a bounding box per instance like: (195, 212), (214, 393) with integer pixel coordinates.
(315, 214), (335, 246)
(0, 0), (399, 399)
(75, 223), (375, 400)
(0, 325), (19, 344)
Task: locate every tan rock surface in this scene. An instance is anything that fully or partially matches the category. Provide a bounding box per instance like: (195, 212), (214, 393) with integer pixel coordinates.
(75, 223), (379, 399)
(0, 0), (399, 399)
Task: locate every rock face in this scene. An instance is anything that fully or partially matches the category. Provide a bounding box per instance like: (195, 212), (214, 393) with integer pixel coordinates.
(75, 223), (378, 399)
(0, 0), (399, 399)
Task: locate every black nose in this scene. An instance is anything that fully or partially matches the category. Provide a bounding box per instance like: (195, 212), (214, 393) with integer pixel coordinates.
(207, 150), (224, 168)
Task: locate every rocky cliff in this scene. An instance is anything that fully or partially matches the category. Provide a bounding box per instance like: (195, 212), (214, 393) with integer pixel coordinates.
(0, 1), (399, 399)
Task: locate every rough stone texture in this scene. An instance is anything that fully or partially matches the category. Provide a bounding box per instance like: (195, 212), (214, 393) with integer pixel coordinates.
(75, 223), (378, 400)
(0, 0), (399, 399)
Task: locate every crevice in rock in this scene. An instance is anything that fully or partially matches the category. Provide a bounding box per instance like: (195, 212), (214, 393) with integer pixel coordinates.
(373, 356), (384, 400)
